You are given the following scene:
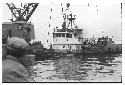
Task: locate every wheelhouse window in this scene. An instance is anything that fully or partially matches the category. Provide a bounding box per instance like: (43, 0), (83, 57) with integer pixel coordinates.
(59, 33), (61, 37)
(56, 33), (59, 37)
(53, 33), (56, 38)
(69, 34), (72, 38)
(66, 33), (69, 38)
(53, 33), (71, 38)
(66, 33), (72, 38)
(62, 33), (65, 37)
(53, 33), (62, 37)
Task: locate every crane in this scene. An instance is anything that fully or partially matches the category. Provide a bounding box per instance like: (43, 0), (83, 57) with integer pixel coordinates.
(2, 3), (39, 44)
(6, 3), (39, 22)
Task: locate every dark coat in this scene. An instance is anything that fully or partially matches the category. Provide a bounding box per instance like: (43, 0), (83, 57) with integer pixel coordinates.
(2, 55), (34, 82)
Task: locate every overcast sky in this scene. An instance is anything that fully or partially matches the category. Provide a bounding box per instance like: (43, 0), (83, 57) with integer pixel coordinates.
(2, 0), (122, 45)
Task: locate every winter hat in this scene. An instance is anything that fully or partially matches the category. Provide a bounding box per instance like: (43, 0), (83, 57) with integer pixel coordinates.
(7, 37), (29, 55)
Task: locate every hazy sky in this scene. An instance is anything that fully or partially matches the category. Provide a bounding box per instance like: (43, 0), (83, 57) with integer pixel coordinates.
(2, 0), (122, 45)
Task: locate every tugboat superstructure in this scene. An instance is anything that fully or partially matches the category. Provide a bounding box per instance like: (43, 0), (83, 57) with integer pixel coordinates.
(52, 3), (83, 53)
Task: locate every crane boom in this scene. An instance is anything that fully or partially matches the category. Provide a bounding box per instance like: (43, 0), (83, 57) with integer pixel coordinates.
(21, 3), (39, 21)
(6, 3), (19, 20)
(6, 3), (39, 22)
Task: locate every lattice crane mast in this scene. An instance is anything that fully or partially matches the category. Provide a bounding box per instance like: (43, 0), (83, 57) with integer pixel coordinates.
(2, 3), (39, 44)
(6, 3), (39, 22)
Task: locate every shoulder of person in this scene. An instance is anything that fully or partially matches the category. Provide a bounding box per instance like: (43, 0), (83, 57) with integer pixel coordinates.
(3, 59), (29, 77)
(2, 59), (34, 82)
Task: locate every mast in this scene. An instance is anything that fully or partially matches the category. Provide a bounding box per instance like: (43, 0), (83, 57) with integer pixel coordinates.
(61, 3), (76, 32)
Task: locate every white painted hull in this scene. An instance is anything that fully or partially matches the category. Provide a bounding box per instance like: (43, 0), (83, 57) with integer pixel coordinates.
(52, 44), (82, 53)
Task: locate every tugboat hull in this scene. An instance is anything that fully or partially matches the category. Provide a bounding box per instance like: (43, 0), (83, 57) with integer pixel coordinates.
(53, 44), (122, 54)
(82, 44), (122, 54)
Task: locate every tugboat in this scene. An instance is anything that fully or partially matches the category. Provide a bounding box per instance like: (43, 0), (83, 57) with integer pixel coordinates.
(81, 36), (122, 53)
(52, 3), (83, 54)
(52, 3), (122, 54)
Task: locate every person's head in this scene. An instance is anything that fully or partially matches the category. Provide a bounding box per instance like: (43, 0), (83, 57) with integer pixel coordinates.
(7, 37), (29, 58)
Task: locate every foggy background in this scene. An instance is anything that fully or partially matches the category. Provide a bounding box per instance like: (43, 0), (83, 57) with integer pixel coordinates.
(2, 0), (122, 47)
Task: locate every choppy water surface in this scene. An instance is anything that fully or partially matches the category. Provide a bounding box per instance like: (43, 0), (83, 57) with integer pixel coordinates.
(32, 53), (122, 82)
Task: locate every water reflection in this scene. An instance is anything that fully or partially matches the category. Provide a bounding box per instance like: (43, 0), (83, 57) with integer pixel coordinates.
(33, 53), (122, 82)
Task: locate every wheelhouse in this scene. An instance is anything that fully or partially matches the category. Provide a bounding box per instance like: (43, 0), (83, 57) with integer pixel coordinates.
(53, 32), (72, 38)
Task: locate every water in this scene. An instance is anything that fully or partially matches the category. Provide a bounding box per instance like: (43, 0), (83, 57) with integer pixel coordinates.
(32, 53), (122, 82)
